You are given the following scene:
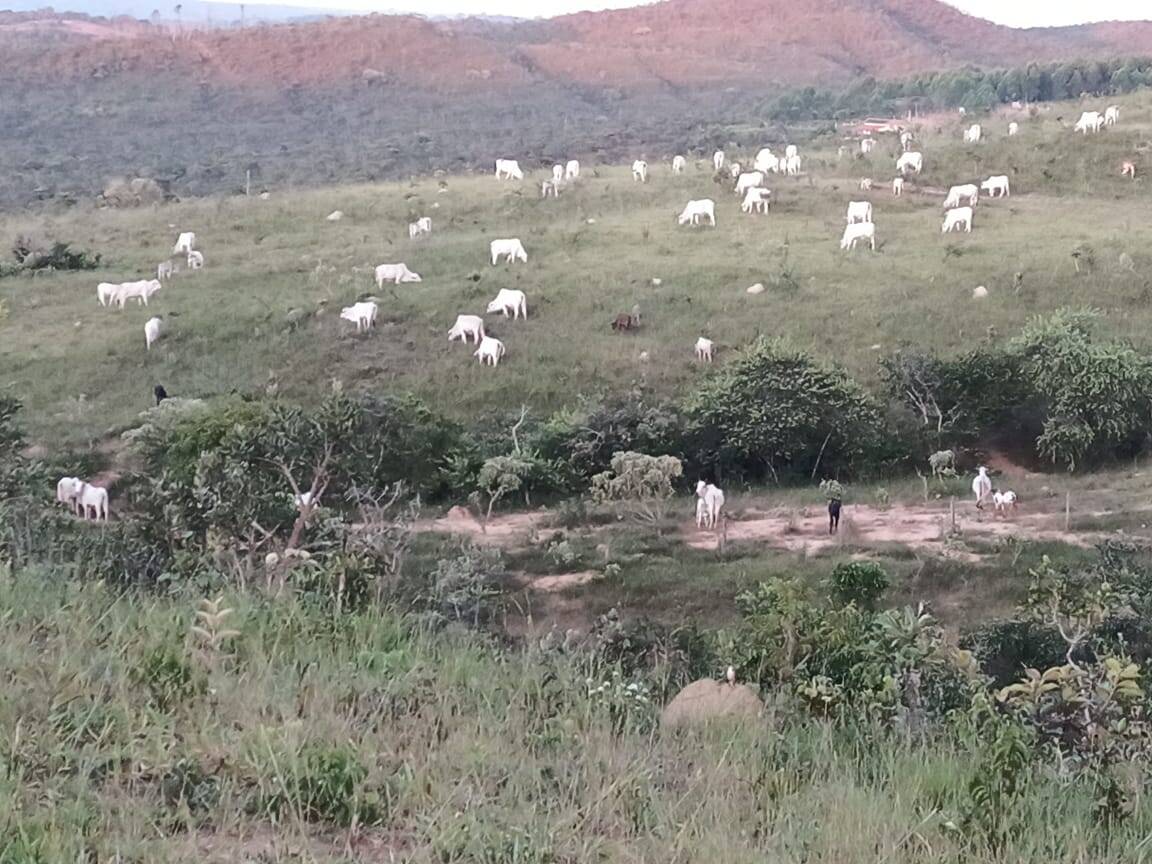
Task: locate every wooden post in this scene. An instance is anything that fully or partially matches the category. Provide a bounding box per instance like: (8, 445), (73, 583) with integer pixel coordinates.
(949, 497), (956, 535)
(245, 169), (251, 197)
(1065, 491), (1071, 532)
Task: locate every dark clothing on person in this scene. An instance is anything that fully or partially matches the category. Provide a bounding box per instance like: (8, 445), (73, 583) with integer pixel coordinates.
(828, 498), (842, 534)
(154, 385), (168, 406)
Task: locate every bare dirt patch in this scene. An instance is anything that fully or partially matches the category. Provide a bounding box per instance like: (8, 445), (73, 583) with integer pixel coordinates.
(421, 506), (551, 545)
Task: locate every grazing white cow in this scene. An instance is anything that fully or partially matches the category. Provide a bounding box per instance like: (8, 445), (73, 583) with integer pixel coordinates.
(741, 187), (771, 214)
(981, 175), (1010, 198)
(144, 316), (164, 350)
(486, 288), (528, 319)
(677, 198), (716, 226)
(784, 154), (801, 176)
(713, 150), (725, 171)
(552, 164), (564, 183)
(632, 160), (648, 182)
(896, 151), (923, 175)
(672, 155), (687, 174)
(784, 144), (798, 159)
(993, 489), (1018, 517)
(172, 232), (196, 255)
(1074, 111), (1103, 134)
(374, 263), (422, 285)
(972, 466), (992, 509)
(963, 123), (982, 143)
(942, 184), (979, 209)
(892, 177), (905, 197)
(899, 130), (915, 151)
(859, 178), (873, 191)
(1008, 121), (1019, 136)
(694, 337), (714, 362)
(187, 250), (204, 270)
(846, 200), (873, 224)
(157, 261), (173, 281)
(474, 335), (506, 366)
(77, 482), (109, 522)
(408, 216), (432, 239)
(340, 301), (378, 333)
(695, 480), (725, 530)
(540, 180), (560, 198)
(447, 314), (485, 344)
(860, 138), (876, 154)
(1105, 105), (1120, 126)
(565, 159), (580, 180)
(495, 159), (523, 180)
(56, 476), (82, 512)
(754, 148), (779, 174)
(490, 238), (528, 265)
(115, 279), (162, 309)
(735, 171), (765, 196)
(840, 221), (876, 251)
(942, 206), (974, 233)
(96, 282), (121, 306)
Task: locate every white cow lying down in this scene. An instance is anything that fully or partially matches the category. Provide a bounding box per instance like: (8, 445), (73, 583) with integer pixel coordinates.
(678, 198), (715, 226)
(448, 314), (485, 344)
(943, 184), (979, 209)
(490, 238), (527, 265)
(981, 175), (1010, 198)
(375, 263), (422, 285)
(486, 288), (527, 319)
(474, 335), (506, 366)
(495, 158), (523, 179)
(841, 221), (876, 251)
(340, 300), (378, 332)
(942, 206), (974, 233)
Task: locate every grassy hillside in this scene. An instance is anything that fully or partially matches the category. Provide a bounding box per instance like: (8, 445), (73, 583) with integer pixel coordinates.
(3, 95), (1151, 449)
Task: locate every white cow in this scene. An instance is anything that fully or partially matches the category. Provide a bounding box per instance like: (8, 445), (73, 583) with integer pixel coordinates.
(677, 199), (716, 226)
(77, 482), (109, 522)
(552, 164), (564, 183)
(408, 217), (432, 239)
(859, 178), (873, 191)
(972, 467), (992, 509)
(784, 144), (798, 159)
(846, 201), (873, 224)
(96, 282), (121, 306)
(447, 314), (485, 344)
(963, 124), (982, 143)
(495, 159), (523, 180)
(1074, 111), (1103, 134)
(340, 301), (378, 333)
(56, 476), (82, 512)
(672, 155), (687, 174)
(892, 177), (905, 197)
(896, 151), (923, 175)
(840, 221), (876, 251)
(540, 180), (560, 198)
(115, 279), (162, 309)
(157, 261), (173, 281)
(942, 206), (974, 233)
(486, 288), (527, 319)
(981, 175), (1010, 198)
(993, 489), (1018, 517)
(728, 162), (742, 179)
(900, 130), (915, 151)
(1105, 105), (1120, 126)
(695, 480), (725, 530)
(565, 159), (580, 180)
(474, 335), (506, 366)
(144, 316), (164, 350)
(735, 171), (765, 197)
(374, 263), (422, 285)
(172, 232), (196, 255)
(741, 187), (771, 214)
(1008, 121), (1019, 136)
(784, 154), (801, 176)
(754, 148), (779, 174)
(632, 160), (648, 182)
(490, 238), (528, 265)
(942, 184), (979, 209)
(860, 138), (876, 154)
(694, 337), (714, 362)
(713, 150), (725, 171)
(187, 250), (204, 271)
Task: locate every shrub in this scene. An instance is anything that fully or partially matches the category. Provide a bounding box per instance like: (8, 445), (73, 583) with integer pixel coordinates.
(262, 744), (384, 827)
(687, 338), (885, 482)
(960, 619), (1069, 688)
(6, 237), (101, 274)
(590, 451), (683, 523)
(829, 561), (890, 611)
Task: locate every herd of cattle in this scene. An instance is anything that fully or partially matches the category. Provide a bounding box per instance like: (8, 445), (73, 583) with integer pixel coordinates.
(54, 102), (1130, 523)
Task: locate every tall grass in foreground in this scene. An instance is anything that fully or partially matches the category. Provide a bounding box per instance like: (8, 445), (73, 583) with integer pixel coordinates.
(1, 567), (1148, 863)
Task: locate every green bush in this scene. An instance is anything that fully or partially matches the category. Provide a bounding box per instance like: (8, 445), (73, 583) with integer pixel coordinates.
(262, 744), (384, 827)
(829, 562), (890, 611)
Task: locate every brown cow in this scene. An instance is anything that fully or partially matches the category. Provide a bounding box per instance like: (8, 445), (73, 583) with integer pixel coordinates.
(611, 313), (638, 332)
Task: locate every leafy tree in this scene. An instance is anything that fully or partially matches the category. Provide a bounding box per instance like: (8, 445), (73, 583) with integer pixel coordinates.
(590, 451), (683, 523)
(829, 561), (889, 611)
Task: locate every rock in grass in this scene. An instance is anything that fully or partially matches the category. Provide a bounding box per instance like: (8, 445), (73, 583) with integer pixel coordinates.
(662, 678), (763, 728)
